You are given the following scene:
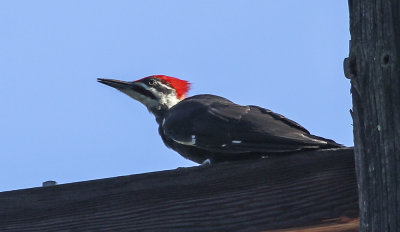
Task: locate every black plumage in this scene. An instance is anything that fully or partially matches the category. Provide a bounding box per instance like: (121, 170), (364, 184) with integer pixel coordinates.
(160, 94), (342, 163)
(98, 76), (343, 164)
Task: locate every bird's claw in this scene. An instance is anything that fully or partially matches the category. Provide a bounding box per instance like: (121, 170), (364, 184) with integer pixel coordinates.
(201, 158), (212, 166)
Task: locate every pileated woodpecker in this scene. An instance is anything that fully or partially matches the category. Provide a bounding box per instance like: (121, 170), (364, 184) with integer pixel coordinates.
(98, 75), (343, 164)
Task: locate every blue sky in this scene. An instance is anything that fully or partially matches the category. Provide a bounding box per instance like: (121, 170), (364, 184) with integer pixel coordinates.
(0, 1), (351, 192)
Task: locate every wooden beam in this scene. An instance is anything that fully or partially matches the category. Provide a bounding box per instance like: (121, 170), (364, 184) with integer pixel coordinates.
(0, 148), (358, 232)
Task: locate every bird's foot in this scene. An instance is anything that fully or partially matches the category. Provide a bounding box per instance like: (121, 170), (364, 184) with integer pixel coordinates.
(200, 158), (212, 166)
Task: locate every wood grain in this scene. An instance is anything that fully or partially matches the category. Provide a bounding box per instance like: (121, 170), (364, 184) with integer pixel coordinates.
(348, 0), (400, 230)
(0, 148), (358, 232)
(267, 218), (359, 232)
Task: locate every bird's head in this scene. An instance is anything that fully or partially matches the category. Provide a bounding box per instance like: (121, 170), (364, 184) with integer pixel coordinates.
(98, 75), (191, 115)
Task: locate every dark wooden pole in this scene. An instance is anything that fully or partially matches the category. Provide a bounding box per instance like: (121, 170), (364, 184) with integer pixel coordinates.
(346, 0), (400, 231)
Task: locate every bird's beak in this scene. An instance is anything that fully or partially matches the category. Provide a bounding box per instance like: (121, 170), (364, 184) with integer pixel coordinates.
(97, 78), (133, 89)
(97, 78), (157, 101)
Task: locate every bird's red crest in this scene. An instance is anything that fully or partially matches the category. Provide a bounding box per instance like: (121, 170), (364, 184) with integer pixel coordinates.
(143, 75), (191, 99)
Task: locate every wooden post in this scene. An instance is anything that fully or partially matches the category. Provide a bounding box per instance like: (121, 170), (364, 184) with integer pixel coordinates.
(346, 0), (400, 231)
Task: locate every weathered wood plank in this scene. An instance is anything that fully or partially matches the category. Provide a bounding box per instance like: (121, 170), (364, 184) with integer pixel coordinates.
(0, 148), (358, 232)
(267, 218), (359, 232)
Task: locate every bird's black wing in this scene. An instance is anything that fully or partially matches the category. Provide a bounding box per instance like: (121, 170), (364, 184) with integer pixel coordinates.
(162, 94), (341, 154)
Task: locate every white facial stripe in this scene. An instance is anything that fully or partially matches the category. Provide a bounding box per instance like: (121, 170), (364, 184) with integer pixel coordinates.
(121, 88), (156, 106)
(136, 82), (150, 89)
(120, 81), (181, 111)
(158, 82), (174, 91)
(152, 83), (181, 109)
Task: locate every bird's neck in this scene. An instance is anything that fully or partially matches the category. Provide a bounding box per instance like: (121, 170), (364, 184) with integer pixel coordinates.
(158, 92), (181, 109)
(149, 93), (184, 124)
(152, 106), (168, 125)
(150, 101), (177, 125)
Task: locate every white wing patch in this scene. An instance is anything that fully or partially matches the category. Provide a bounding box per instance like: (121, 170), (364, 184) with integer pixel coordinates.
(300, 134), (328, 144)
(232, 140), (242, 144)
(171, 135), (196, 146)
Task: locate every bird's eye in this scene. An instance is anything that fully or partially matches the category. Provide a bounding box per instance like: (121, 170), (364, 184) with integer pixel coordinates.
(148, 79), (156, 86)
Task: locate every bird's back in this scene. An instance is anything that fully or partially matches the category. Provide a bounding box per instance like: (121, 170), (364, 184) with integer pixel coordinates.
(159, 94), (343, 164)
